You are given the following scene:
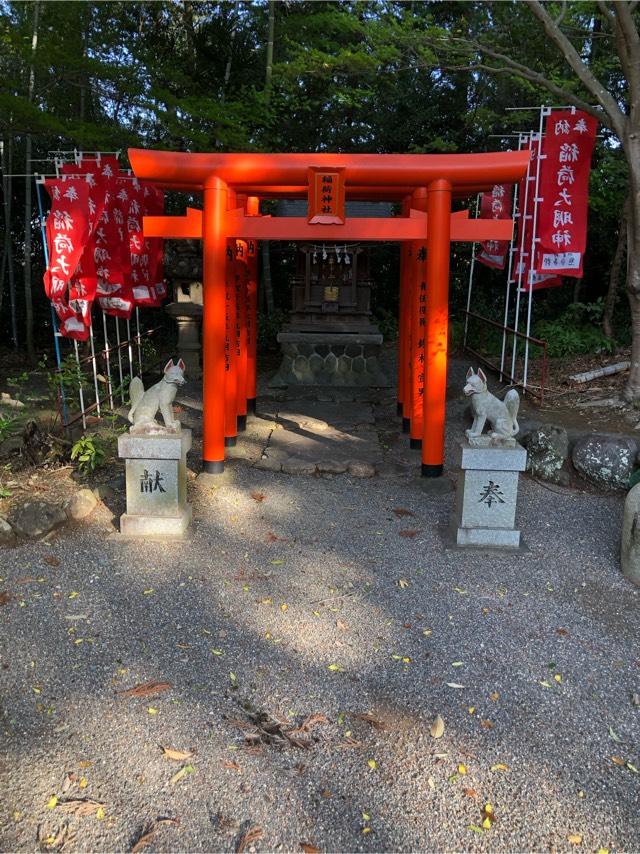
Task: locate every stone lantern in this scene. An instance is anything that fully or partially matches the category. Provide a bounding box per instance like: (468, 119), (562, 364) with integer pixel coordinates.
(164, 240), (203, 379)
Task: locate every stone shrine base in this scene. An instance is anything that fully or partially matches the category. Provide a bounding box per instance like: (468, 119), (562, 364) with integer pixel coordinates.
(270, 332), (390, 387)
(452, 441), (527, 550)
(118, 429), (192, 538)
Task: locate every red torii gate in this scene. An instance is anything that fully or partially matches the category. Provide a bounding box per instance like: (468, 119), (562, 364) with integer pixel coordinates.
(129, 149), (529, 479)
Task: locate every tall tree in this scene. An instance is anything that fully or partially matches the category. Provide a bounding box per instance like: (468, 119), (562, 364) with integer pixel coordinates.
(422, 1), (640, 399)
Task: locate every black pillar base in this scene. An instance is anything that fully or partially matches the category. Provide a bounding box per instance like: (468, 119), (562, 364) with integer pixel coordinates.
(402, 418), (410, 434)
(237, 415), (247, 432)
(224, 436), (237, 447)
(422, 463), (443, 478)
(203, 460), (224, 474)
(410, 438), (422, 450)
(247, 398), (257, 415)
(396, 401), (403, 417)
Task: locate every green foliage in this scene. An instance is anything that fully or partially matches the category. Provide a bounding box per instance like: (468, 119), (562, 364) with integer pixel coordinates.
(534, 301), (615, 358)
(0, 414), (18, 444)
(38, 353), (85, 404)
(70, 434), (106, 475)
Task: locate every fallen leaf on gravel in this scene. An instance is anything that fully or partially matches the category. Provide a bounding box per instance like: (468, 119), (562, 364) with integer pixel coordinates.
(398, 530), (420, 538)
(320, 789), (332, 799)
(610, 755), (625, 766)
(458, 764), (467, 775)
(236, 826), (263, 853)
(68, 591), (80, 599)
(61, 773), (76, 793)
(430, 715), (445, 738)
(44, 555), (61, 567)
(148, 707), (158, 715)
(567, 834), (583, 845)
(481, 803), (496, 828)
(463, 788), (477, 798)
(0, 592), (11, 606)
(170, 764), (195, 785)
(223, 760), (242, 772)
(392, 508), (415, 517)
(446, 683), (465, 689)
(118, 680), (171, 698)
(78, 761), (92, 769)
(327, 663), (343, 672)
(627, 762), (639, 773)
(46, 796), (58, 810)
(556, 627), (569, 636)
(468, 824), (484, 834)
(336, 619), (348, 631)
(96, 807), (105, 820)
(490, 763), (509, 772)
(608, 726), (621, 742)
(251, 491), (265, 502)
(480, 720), (494, 730)
(452, 661), (463, 667)
(300, 843), (320, 853)
(55, 798), (105, 816)
(367, 759), (377, 770)
(539, 680), (552, 688)
(631, 693), (640, 707)
(397, 578), (410, 588)
(162, 747), (193, 762)
(489, 692), (500, 701)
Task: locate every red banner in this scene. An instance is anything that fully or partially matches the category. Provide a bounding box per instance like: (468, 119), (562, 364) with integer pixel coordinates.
(42, 178), (92, 340)
(511, 138), (561, 291)
(476, 183), (512, 270)
(535, 110), (597, 278)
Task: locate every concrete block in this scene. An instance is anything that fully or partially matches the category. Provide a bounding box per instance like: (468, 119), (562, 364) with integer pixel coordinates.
(458, 441), (527, 472)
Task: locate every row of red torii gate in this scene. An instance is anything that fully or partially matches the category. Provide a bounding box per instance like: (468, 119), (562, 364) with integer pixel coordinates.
(129, 149), (530, 478)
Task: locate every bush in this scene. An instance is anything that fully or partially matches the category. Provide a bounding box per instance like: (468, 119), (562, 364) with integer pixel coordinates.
(71, 435), (106, 475)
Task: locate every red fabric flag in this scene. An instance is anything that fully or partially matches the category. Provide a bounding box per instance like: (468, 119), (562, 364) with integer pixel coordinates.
(511, 138), (562, 291)
(476, 183), (513, 270)
(535, 110), (598, 278)
(42, 177), (92, 340)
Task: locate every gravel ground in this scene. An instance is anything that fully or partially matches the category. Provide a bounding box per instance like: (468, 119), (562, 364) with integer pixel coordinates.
(1, 372), (639, 852)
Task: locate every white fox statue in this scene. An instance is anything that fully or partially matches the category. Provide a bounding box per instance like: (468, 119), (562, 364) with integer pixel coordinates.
(463, 367), (520, 444)
(128, 358), (186, 434)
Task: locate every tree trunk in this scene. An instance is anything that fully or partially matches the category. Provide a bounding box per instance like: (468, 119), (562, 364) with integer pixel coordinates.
(260, 1), (276, 315)
(23, 0), (40, 364)
(603, 195), (629, 339)
(623, 148), (640, 402)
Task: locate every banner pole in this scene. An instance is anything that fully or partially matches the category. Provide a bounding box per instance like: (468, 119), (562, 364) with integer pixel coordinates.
(135, 306), (143, 373)
(510, 131), (534, 382)
(88, 320), (101, 417)
(73, 339), (87, 430)
(463, 194), (481, 349)
(523, 105), (550, 392)
(115, 317), (125, 403)
(35, 176), (69, 428)
(102, 312), (114, 410)
(499, 138), (523, 381)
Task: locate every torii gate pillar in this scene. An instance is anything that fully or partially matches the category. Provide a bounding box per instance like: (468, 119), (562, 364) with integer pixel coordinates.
(202, 176), (228, 473)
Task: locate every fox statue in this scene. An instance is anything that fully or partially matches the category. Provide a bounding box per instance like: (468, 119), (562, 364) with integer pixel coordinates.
(128, 358), (186, 434)
(463, 367), (520, 442)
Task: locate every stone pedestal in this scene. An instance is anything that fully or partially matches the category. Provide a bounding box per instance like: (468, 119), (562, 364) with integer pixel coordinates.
(452, 441), (526, 549)
(117, 430), (192, 537)
(271, 332), (390, 387)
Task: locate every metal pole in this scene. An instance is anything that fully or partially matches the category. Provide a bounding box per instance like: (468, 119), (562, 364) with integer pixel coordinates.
(510, 131), (534, 381)
(102, 312), (114, 410)
(115, 317), (125, 403)
(126, 318), (134, 379)
(135, 306), (143, 374)
(523, 106), (549, 392)
(35, 177), (70, 427)
(73, 339), (87, 430)
(499, 140), (523, 381)
(88, 321), (101, 417)
(463, 194), (481, 348)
